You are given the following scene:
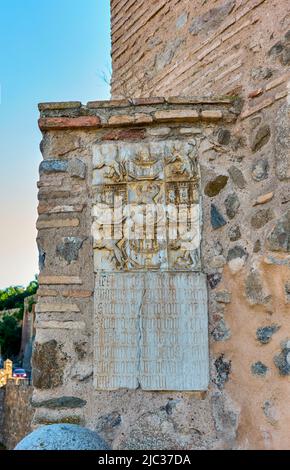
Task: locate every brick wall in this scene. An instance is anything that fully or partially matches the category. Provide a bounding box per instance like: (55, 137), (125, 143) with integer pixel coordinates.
(111, 0), (289, 103)
(109, 0), (290, 450)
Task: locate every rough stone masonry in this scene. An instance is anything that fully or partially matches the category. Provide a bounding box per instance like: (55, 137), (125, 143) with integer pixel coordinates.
(32, 0), (290, 450)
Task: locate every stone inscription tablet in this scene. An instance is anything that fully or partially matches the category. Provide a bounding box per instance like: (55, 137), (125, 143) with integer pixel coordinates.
(92, 141), (209, 391)
(94, 272), (209, 391)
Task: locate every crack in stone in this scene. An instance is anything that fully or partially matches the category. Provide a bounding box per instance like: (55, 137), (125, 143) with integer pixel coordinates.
(136, 286), (146, 389)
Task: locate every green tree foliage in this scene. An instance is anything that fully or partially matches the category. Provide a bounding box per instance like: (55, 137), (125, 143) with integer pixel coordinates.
(0, 278), (38, 316)
(0, 315), (22, 359)
(0, 278), (38, 359)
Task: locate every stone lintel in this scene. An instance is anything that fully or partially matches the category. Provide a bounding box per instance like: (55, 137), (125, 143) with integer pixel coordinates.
(38, 96), (238, 131)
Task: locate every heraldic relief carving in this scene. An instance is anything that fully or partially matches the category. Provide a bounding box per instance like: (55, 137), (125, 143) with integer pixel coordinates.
(92, 140), (209, 391)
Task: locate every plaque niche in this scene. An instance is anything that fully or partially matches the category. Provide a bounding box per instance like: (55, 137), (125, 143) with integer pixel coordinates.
(92, 141), (209, 391)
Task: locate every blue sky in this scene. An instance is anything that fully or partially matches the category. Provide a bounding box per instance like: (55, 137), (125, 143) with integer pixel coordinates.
(0, 0), (111, 289)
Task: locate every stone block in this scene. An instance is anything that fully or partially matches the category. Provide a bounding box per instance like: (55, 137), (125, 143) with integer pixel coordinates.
(267, 210), (290, 252)
(154, 110), (199, 122)
(36, 219), (80, 230)
(211, 204), (227, 230)
(201, 110), (223, 121)
(39, 116), (101, 131)
(67, 159), (86, 179)
(36, 321), (86, 330)
(39, 275), (82, 285)
(32, 340), (66, 390)
(56, 237), (85, 264)
(39, 160), (68, 175)
(35, 303), (80, 313)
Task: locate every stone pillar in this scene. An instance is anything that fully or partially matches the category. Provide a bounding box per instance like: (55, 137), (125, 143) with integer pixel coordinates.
(33, 98), (239, 448)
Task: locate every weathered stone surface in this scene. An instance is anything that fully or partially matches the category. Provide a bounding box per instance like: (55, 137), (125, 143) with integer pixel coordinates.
(56, 237), (85, 264)
(36, 320), (86, 330)
(67, 159), (86, 179)
(207, 273), (222, 289)
(217, 128), (231, 145)
(37, 288), (58, 297)
(285, 282), (290, 302)
(35, 303), (80, 313)
(212, 319), (231, 342)
(248, 88), (263, 99)
(32, 340), (67, 390)
(39, 116), (101, 131)
(189, 1), (235, 35)
(102, 128), (146, 141)
(39, 101), (82, 111)
(118, 398), (214, 450)
(154, 110), (199, 122)
(245, 270), (270, 305)
(72, 364), (93, 383)
(256, 325), (280, 345)
(228, 225), (241, 241)
(211, 204), (227, 230)
(39, 160), (68, 175)
(251, 208), (274, 229)
(213, 241), (223, 256)
(32, 397), (87, 409)
(251, 362), (268, 376)
(38, 243), (46, 271)
(179, 126), (201, 135)
(201, 110), (223, 121)
(225, 193), (240, 219)
(268, 41), (284, 56)
(211, 393), (239, 444)
(213, 354), (231, 390)
(228, 166), (246, 189)
(253, 240), (261, 253)
(274, 342), (290, 376)
(253, 192), (274, 206)
(176, 13), (188, 29)
(227, 246), (247, 262)
(15, 424), (110, 450)
(251, 125), (271, 152)
(39, 275), (82, 285)
(204, 175), (228, 197)
(262, 400), (279, 425)
(215, 290), (232, 304)
(252, 159), (269, 181)
(34, 416), (83, 426)
(154, 38), (183, 72)
(37, 218), (80, 230)
(38, 203), (84, 215)
(74, 341), (88, 360)
(251, 67), (273, 81)
(63, 290), (92, 298)
(95, 412), (122, 443)
(108, 114), (153, 126)
(209, 255), (226, 269)
(148, 127), (171, 136)
(268, 210), (290, 252)
(281, 47), (290, 65)
(38, 189), (72, 201)
(94, 273), (209, 391)
(274, 104), (290, 180)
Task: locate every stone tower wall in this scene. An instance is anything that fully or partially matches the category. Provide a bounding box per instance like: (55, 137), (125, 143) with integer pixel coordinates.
(108, 0), (290, 450)
(31, 0), (290, 450)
